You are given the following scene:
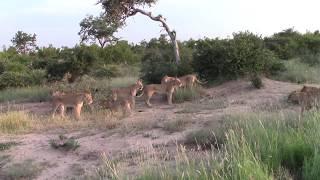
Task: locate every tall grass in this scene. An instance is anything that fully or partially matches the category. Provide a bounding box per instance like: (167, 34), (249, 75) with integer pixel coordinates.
(135, 111), (320, 180)
(274, 59), (320, 84)
(0, 86), (50, 103)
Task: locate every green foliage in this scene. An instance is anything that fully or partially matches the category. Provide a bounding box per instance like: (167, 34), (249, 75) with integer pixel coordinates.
(173, 87), (201, 103)
(0, 142), (18, 151)
(140, 49), (177, 83)
(250, 73), (263, 89)
(0, 86), (50, 103)
(11, 31), (37, 54)
(264, 28), (300, 59)
(79, 14), (120, 48)
(91, 65), (121, 78)
(193, 32), (281, 81)
(0, 71), (45, 90)
(274, 59), (320, 84)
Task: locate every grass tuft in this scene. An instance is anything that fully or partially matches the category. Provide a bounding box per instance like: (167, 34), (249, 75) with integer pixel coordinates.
(49, 135), (80, 151)
(0, 111), (31, 134)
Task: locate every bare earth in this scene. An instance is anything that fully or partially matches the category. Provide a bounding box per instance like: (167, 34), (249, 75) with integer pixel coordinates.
(0, 78), (303, 179)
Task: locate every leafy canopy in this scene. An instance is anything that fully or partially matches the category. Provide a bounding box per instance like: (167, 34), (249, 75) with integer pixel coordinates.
(98, 0), (158, 23)
(11, 31), (37, 54)
(79, 15), (120, 48)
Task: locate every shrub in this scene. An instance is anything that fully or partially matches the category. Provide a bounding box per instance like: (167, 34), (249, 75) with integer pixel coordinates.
(0, 72), (28, 89)
(299, 52), (320, 65)
(140, 49), (177, 83)
(250, 73), (263, 89)
(49, 135), (80, 151)
(0, 71), (46, 89)
(91, 65), (121, 78)
(193, 32), (282, 81)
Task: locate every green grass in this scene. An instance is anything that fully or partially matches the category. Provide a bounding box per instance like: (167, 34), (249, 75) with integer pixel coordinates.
(0, 86), (50, 103)
(274, 59), (320, 84)
(0, 141), (18, 151)
(173, 87), (202, 103)
(135, 111), (320, 180)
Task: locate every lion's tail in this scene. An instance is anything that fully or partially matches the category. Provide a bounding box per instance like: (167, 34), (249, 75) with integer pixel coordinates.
(195, 77), (208, 85)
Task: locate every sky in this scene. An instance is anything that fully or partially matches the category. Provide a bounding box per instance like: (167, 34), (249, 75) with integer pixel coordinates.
(1, 0), (320, 48)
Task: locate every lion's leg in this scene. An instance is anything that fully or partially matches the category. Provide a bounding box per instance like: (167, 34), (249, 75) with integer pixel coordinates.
(167, 91), (173, 105)
(145, 92), (154, 107)
(131, 97), (136, 110)
(60, 105), (65, 118)
(124, 102), (132, 116)
(74, 104), (83, 120)
(52, 103), (60, 118)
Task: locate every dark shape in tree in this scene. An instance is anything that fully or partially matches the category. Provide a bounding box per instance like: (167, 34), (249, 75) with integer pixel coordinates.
(11, 31), (37, 54)
(98, 0), (181, 64)
(79, 15), (120, 48)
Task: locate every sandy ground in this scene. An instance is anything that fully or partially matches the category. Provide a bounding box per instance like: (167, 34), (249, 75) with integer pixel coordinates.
(0, 78), (303, 179)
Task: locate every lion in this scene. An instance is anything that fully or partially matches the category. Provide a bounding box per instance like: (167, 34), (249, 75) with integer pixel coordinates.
(111, 79), (143, 109)
(288, 86), (320, 115)
(139, 78), (182, 107)
(161, 74), (207, 88)
(100, 98), (132, 116)
(51, 91), (93, 120)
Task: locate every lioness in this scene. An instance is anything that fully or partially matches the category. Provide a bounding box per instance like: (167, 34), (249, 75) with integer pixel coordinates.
(101, 98), (132, 116)
(161, 74), (207, 88)
(140, 78), (182, 107)
(288, 86), (320, 115)
(111, 79), (143, 109)
(52, 91), (93, 120)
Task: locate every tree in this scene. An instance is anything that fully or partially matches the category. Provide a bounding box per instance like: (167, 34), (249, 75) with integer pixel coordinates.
(79, 15), (120, 48)
(11, 31), (37, 54)
(98, 0), (181, 64)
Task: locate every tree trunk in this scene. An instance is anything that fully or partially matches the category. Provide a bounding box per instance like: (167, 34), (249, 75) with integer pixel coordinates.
(131, 8), (181, 64)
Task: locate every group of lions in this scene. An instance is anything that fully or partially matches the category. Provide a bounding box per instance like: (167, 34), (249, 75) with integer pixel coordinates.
(51, 74), (206, 120)
(288, 85), (320, 114)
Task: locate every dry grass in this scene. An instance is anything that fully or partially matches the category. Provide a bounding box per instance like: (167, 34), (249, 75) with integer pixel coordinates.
(0, 159), (46, 180)
(162, 117), (192, 133)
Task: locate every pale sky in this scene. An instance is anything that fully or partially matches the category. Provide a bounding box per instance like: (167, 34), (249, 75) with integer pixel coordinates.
(1, 0), (320, 48)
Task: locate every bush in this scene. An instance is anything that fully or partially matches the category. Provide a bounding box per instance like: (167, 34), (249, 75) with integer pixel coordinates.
(0, 70), (46, 89)
(49, 135), (80, 151)
(299, 52), (320, 65)
(193, 32), (282, 81)
(91, 65), (121, 78)
(250, 73), (263, 89)
(140, 49), (177, 83)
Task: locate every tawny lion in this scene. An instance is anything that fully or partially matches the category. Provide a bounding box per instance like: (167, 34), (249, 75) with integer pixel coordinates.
(288, 86), (320, 115)
(111, 79), (143, 109)
(139, 78), (182, 107)
(100, 98), (132, 116)
(161, 74), (207, 88)
(51, 90), (93, 120)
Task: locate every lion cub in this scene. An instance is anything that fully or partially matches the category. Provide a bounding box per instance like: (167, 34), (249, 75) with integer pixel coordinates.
(111, 79), (143, 109)
(51, 90), (93, 120)
(161, 74), (207, 88)
(101, 98), (132, 116)
(141, 78), (182, 107)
